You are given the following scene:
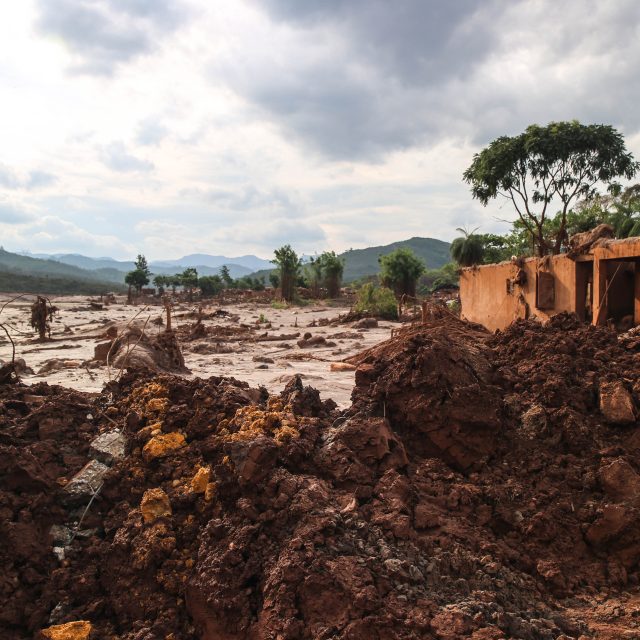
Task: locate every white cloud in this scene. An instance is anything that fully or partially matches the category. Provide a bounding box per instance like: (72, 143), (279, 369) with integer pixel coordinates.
(0, 0), (638, 259)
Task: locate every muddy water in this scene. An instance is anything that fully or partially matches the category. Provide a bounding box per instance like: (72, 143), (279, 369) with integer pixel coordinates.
(0, 295), (395, 407)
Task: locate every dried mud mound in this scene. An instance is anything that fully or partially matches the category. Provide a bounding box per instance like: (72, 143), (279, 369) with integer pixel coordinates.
(3, 313), (640, 639)
(348, 318), (501, 470)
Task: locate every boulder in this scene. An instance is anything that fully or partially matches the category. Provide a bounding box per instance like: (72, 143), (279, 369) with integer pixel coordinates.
(599, 458), (640, 502)
(600, 381), (635, 425)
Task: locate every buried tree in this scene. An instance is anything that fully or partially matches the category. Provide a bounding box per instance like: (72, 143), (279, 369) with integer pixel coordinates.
(463, 121), (639, 257)
(272, 244), (301, 302)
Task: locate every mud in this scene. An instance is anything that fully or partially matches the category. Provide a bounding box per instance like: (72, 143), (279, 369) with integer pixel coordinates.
(2, 312), (640, 638)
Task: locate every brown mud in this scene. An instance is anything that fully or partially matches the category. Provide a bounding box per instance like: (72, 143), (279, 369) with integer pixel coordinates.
(2, 312), (640, 638)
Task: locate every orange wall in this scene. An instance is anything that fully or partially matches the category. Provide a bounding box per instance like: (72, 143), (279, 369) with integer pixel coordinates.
(460, 256), (578, 332)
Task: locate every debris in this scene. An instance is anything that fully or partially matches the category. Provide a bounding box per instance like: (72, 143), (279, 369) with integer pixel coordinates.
(600, 380), (636, 424)
(329, 362), (357, 372)
(62, 459), (109, 504)
(89, 430), (126, 464)
(39, 620), (92, 640)
(140, 488), (172, 522)
(190, 466), (211, 494)
(142, 431), (186, 462)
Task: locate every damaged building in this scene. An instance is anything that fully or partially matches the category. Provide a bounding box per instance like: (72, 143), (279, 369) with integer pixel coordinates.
(460, 233), (640, 332)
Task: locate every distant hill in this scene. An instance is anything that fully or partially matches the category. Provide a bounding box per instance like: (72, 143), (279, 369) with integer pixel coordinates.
(0, 249), (125, 294)
(0, 249), (119, 283)
(150, 254), (272, 272)
(10, 238), (451, 291)
(26, 253), (265, 281)
(341, 237), (451, 282)
(251, 237), (452, 283)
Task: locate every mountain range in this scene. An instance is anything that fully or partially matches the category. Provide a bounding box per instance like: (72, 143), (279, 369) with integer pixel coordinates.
(2, 237), (452, 294)
(22, 252), (274, 281)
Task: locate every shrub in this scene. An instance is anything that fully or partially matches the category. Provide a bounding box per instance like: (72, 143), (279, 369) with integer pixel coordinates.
(354, 284), (398, 320)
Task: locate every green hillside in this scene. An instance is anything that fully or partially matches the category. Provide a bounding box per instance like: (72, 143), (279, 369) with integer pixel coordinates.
(251, 237), (451, 284)
(0, 249), (121, 282)
(341, 237), (450, 282)
(0, 270), (125, 295)
(0, 249), (125, 294)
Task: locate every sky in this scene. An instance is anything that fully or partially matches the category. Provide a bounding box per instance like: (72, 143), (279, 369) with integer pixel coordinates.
(1, 0), (639, 261)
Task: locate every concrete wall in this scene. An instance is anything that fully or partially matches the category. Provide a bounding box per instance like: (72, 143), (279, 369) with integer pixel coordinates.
(460, 255), (579, 332)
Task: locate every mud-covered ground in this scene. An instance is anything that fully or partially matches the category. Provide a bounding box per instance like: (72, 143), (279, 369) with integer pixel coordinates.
(0, 294), (394, 407)
(3, 310), (640, 639)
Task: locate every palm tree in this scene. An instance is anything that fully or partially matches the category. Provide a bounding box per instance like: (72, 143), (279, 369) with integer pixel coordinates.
(450, 227), (485, 266)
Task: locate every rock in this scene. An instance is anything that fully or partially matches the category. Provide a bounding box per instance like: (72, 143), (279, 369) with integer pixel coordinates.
(49, 525), (73, 546)
(39, 620), (92, 640)
(93, 340), (114, 362)
(253, 356), (275, 364)
(354, 317), (378, 329)
(14, 357), (34, 375)
(140, 488), (172, 523)
(142, 432), (186, 462)
(600, 381), (635, 425)
(229, 436), (278, 485)
(90, 430), (126, 464)
(586, 504), (633, 545)
(354, 363), (376, 388)
(191, 466), (211, 494)
(599, 458), (640, 502)
(62, 460), (109, 504)
(297, 335), (335, 348)
(520, 404), (547, 439)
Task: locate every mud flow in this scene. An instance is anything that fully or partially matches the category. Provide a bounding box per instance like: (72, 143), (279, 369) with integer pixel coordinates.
(3, 311), (640, 639)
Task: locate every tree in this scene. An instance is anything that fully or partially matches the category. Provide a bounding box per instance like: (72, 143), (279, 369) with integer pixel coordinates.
(272, 245), (301, 302)
(269, 272), (280, 289)
(450, 227), (485, 266)
(378, 248), (425, 299)
(153, 274), (167, 294)
(135, 254), (151, 278)
(319, 251), (344, 298)
(124, 253), (152, 301)
(180, 267), (198, 301)
(219, 265), (234, 288)
(199, 275), (224, 297)
(305, 257), (323, 298)
(463, 121), (639, 256)
(169, 275), (182, 294)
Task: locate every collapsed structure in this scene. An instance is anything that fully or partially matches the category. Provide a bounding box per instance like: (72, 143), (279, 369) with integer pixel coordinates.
(460, 232), (640, 332)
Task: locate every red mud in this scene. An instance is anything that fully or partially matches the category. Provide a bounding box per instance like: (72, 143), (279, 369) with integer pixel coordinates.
(2, 312), (640, 638)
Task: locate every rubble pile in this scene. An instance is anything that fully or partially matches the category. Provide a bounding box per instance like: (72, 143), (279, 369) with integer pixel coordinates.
(2, 313), (640, 638)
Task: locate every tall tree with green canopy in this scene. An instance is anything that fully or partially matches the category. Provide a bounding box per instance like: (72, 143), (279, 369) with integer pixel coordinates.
(450, 227), (485, 266)
(319, 251), (344, 298)
(219, 265), (234, 288)
(199, 274), (224, 297)
(180, 267), (198, 302)
(379, 248), (425, 299)
(125, 253), (152, 300)
(272, 245), (301, 302)
(463, 121), (639, 256)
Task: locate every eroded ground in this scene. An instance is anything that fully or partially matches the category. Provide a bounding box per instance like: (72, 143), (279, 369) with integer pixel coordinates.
(0, 295), (394, 407)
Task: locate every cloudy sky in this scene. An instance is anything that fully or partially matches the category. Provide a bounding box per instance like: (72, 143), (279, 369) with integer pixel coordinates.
(1, 0), (639, 260)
